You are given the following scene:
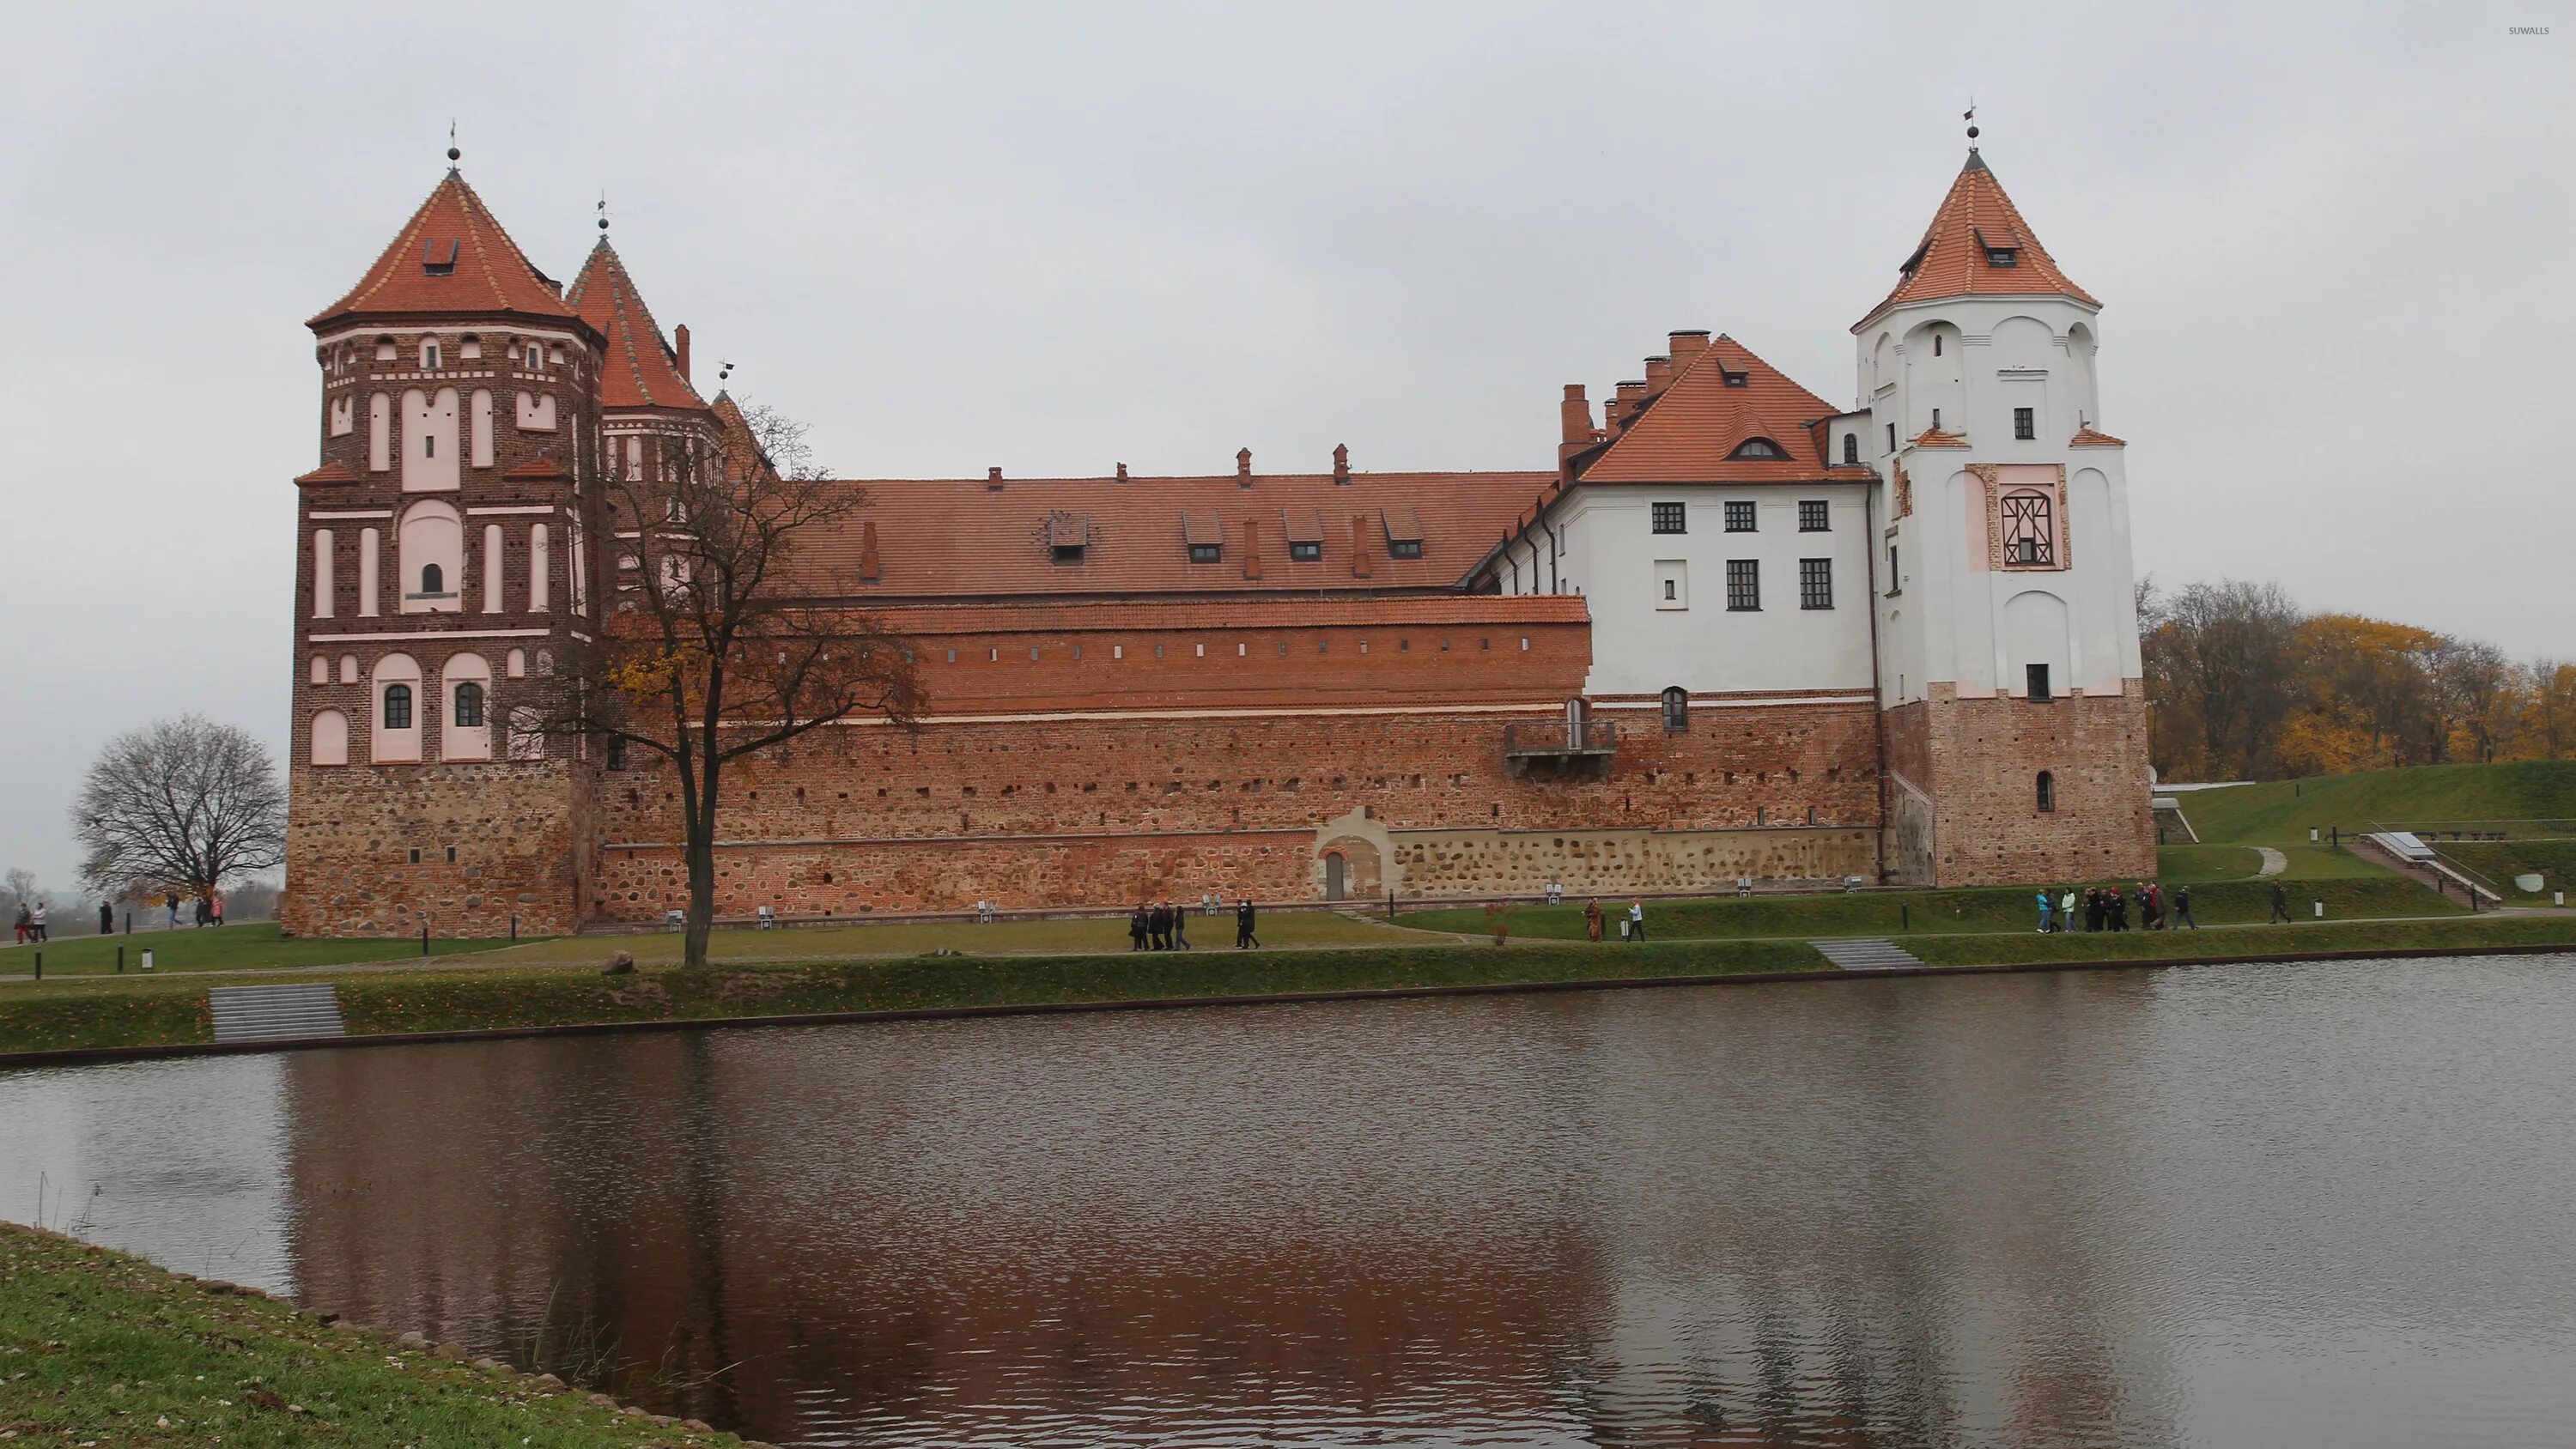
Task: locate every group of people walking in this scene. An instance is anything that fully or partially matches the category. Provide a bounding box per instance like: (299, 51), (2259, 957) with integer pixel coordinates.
(10, 902), (46, 943)
(1126, 898), (1266, 951)
(2037, 882), (2196, 932)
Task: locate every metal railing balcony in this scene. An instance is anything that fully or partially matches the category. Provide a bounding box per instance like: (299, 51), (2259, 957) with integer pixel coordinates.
(1504, 719), (1617, 778)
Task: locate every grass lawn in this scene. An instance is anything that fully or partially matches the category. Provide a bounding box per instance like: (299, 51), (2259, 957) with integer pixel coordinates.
(1903, 913), (2576, 967)
(2155, 845), (2265, 882)
(0, 939), (1829, 1055)
(2437, 839), (2576, 899)
(2175, 760), (2576, 844)
(0, 1223), (756, 1447)
(0, 922), (519, 978)
(477, 906), (1425, 967)
(1391, 876), (2462, 942)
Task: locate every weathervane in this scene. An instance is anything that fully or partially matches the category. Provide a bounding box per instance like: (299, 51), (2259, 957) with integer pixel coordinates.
(598, 191), (610, 235)
(1964, 100), (1979, 146)
(447, 120), (460, 167)
(718, 360), (734, 382)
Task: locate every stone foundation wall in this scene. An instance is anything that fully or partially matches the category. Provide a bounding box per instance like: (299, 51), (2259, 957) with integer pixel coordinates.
(1905, 682), (2157, 887)
(1385, 825), (1874, 899)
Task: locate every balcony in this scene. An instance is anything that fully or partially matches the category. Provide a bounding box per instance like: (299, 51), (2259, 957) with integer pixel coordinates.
(1504, 719), (1618, 779)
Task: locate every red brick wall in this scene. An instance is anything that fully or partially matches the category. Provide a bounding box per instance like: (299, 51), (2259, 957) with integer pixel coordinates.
(1901, 682), (2157, 887)
(283, 760), (592, 937)
(584, 700), (1881, 919)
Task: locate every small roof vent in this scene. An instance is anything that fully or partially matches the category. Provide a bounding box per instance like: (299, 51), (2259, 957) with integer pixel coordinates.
(1181, 510), (1224, 548)
(422, 239), (460, 276)
(1280, 507), (1325, 546)
(1380, 506), (1424, 544)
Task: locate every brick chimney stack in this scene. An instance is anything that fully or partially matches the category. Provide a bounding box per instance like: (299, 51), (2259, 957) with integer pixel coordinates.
(1349, 514), (1372, 578)
(987, 465), (1004, 491)
(858, 519), (881, 581)
(1115, 463), (1128, 482)
(1240, 518), (1262, 579)
(674, 324), (691, 382)
(1236, 447), (1253, 487)
(1668, 329), (1710, 368)
(1643, 354), (1673, 395)
(1559, 384), (1592, 446)
(1333, 443), (1350, 485)
(1612, 379), (1648, 428)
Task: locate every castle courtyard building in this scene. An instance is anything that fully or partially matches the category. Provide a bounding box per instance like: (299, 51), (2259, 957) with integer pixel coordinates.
(281, 144), (2155, 937)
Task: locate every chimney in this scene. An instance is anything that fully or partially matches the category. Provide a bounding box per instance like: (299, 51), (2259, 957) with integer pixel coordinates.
(858, 519), (881, 582)
(1668, 329), (1710, 368)
(1236, 447), (1254, 487)
(674, 324), (691, 382)
(1643, 355), (1673, 395)
(1115, 463), (1128, 482)
(987, 465), (1004, 491)
(1240, 518), (1262, 579)
(1612, 379), (1649, 428)
(1333, 443), (1350, 485)
(1350, 514), (1371, 578)
(1559, 384), (1593, 446)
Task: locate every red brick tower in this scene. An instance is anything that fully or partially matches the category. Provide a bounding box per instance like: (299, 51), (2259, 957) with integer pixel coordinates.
(282, 154), (609, 937)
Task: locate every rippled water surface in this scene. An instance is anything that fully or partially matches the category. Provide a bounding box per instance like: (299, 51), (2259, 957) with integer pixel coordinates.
(9, 955), (2576, 1446)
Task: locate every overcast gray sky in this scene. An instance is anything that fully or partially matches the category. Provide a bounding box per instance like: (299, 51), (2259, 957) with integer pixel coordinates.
(2, 1), (2568, 888)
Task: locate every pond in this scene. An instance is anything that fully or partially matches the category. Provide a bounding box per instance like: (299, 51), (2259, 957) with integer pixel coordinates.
(8, 955), (2576, 1446)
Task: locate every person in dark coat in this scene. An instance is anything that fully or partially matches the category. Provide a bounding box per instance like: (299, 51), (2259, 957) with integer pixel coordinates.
(99, 901), (112, 936)
(1168, 900), (1190, 951)
(1128, 906), (1149, 951)
(1235, 898), (1259, 949)
(2172, 884), (2198, 929)
(2084, 888), (2103, 932)
(2269, 879), (2291, 923)
(2110, 889), (2129, 931)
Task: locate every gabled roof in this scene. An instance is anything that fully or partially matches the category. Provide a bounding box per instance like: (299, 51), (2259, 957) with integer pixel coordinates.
(295, 460), (361, 487)
(1573, 336), (1869, 484)
(566, 238), (708, 413)
(2069, 426), (2127, 447)
(775, 470), (1551, 600)
(309, 171), (580, 330)
(1859, 149), (2098, 327)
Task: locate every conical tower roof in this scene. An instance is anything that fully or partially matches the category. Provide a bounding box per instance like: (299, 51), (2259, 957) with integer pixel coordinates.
(1858, 150), (2096, 329)
(566, 237), (708, 412)
(309, 170), (579, 330)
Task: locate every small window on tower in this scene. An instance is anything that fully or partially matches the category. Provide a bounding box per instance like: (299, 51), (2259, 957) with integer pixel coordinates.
(526, 343), (544, 372)
(1886, 422), (1898, 452)
(605, 736), (627, 772)
(1933, 334), (1943, 357)
(419, 563), (443, 595)
(2026, 664), (2053, 703)
(2036, 770), (2055, 812)
(1843, 433), (1858, 465)
(383, 683), (414, 731)
(421, 341), (441, 370)
(453, 681), (484, 729)
(2014, 407), (2036, 440)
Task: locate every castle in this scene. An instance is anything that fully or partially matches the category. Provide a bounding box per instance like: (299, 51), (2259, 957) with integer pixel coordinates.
(281, 142), (2155, 937)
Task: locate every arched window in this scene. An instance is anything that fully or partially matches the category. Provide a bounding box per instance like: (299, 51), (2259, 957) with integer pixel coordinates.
(453, 680), (484, 728)
(2036, 771), (2055, 814)
(383, 683), (414, 730)
(309, 709), (349, 767)
(371, 653), (422, 762)
(441, 653), (494, 761)
(1662, 686), (1689, 732)
(1729, 438), (1787, 460)
(420, 562), (444, 596)
(1842, 433), (1858, 465)
(398, 499), (463, 612)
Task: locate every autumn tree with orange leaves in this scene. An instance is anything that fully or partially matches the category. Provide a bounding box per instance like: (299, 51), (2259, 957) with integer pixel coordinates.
(508, 402), (920, 967)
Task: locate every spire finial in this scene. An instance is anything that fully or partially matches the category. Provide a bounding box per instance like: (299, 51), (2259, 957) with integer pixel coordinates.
(447, 120), (460, 167)
(1963, 100), (1978, 146)
(597, 191), (610, 235)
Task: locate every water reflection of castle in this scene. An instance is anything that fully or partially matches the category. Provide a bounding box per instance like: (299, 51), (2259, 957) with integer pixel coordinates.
(283, 984), (2169, 1444)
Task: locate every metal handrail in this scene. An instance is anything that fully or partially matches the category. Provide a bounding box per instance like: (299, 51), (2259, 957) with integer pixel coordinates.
(1504, 720), (1618, 754)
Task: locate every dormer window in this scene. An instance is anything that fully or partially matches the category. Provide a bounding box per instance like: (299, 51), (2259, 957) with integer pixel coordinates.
(1721, 368), (1750, 388)
(422, 239), (459, 276)
(1388, 539), (1422, 560)
(1188, 543), (1220, 564)
(1047, 512), (1090, 564)
(1974, 227), (2020, 269)
(1728, 438), (1787, 460)
(1289, 541), (1322, 562)
(1381, 506), (1425, 560)
(1051, 543), (1085, 564)
(1842, 433), (1858, 464)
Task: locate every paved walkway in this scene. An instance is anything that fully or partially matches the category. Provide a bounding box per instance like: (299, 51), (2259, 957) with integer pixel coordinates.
(2257, 847), (2290, 876)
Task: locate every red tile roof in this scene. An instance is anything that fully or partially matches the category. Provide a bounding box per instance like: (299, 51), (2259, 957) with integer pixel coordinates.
(309, 171), (580, 330)
(295, 460), (361, 487)
(871, 593), (1591, 637)
(776, 470), (1553, 601)
(1860, 150), (2098, 326)
(1572, 336), (1871, 485)
(502, 455), (570, 480)
(1911, 427), (1971, 448)
(2069, 426), (2126, 447)
(566, 239), (708, 413)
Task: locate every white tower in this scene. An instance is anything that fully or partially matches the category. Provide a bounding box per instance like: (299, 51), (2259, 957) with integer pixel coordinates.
(1850, 140), (2154, 885)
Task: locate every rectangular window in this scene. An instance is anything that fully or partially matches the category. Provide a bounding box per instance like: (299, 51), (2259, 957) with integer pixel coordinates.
(1654, 560), (1687, 610)
(1726, 559), (1760, 611)
(1798, 500), (1829, 532)
(1388, 539), (1422, 559)
(1188, 543), (1220, 563)
(1887, 543), (1900, 595)
(1723, 500), (1756, 533)
(2026, 664), (2053, 703)
(1886, 422), (1897, 452)
(1650, 502), (1686, 534)
(2014, 407), (2035, 440)
(1289, 541), (1321, 561)
(605, 736), (627, 771)
(1800, 558), (1834, 609)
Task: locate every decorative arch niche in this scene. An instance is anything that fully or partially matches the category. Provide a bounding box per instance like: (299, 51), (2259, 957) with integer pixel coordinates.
(398, 499), (465, 614)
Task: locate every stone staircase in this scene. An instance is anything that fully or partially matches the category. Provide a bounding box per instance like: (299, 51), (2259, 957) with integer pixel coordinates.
(1809, 938), (1928, 972)
(208, 984), (347, 1043)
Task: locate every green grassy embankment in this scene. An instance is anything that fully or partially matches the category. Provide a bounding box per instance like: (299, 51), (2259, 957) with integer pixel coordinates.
(1901, 913), (2576, 967)
(2436, 840), (2574, 899)
(477, 907), (1419, 966)
(1391, 876), (2464, 941)
(0, 939), (1826, 1056)
(0, 922), (519, 978)
(2175, 760), (2576, 843)
(0, 1222), (763, 1447)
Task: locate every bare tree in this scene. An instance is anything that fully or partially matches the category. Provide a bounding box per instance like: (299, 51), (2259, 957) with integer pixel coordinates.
(508, 401), (921, 967)
(72, 715), (286, 901)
